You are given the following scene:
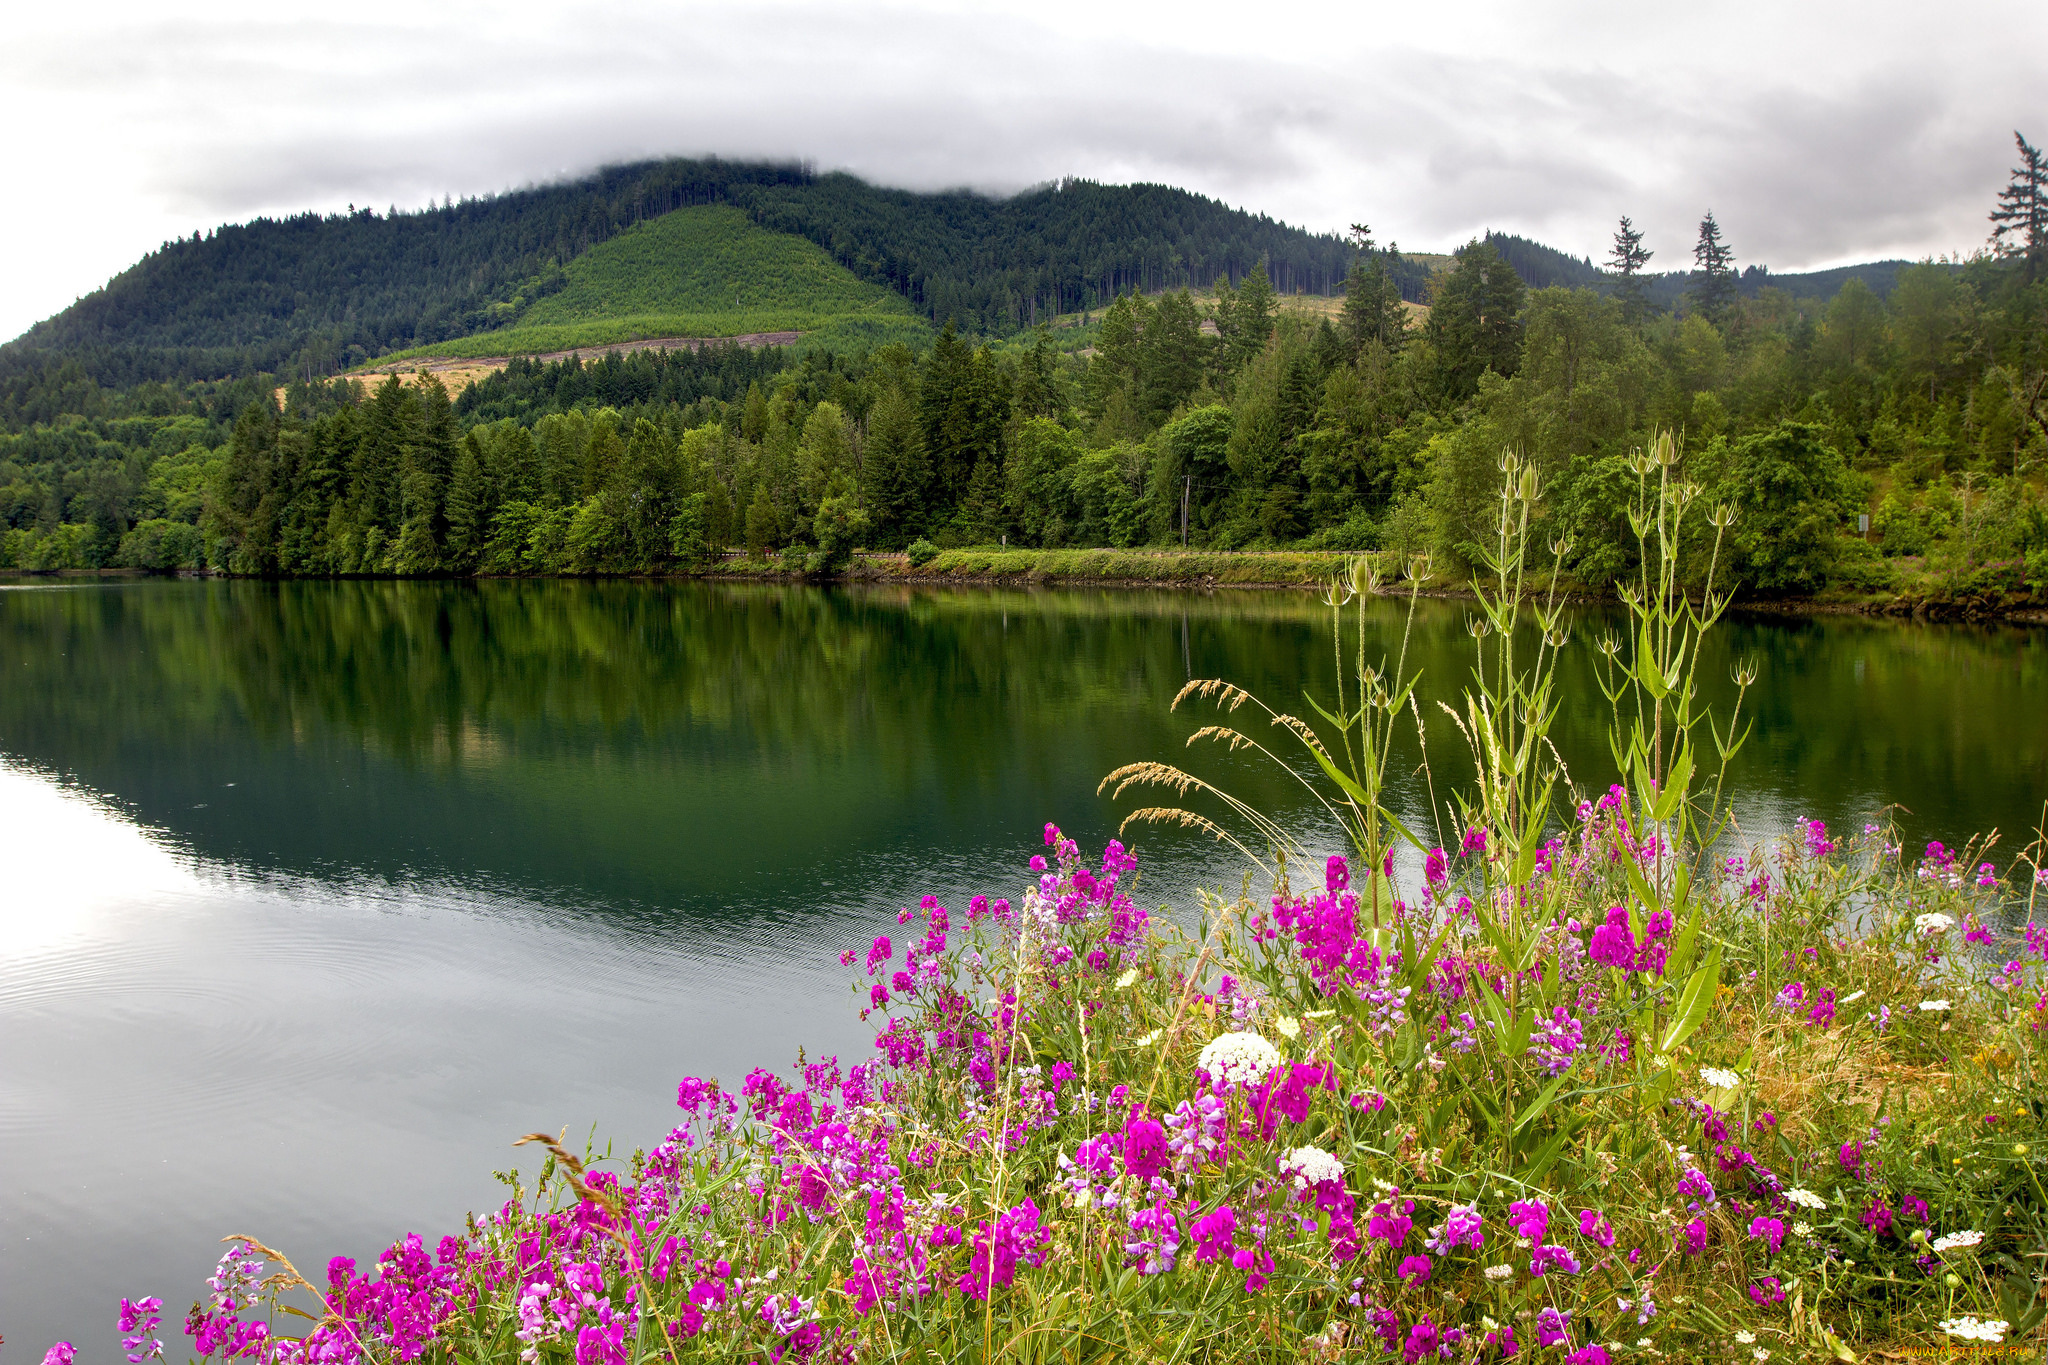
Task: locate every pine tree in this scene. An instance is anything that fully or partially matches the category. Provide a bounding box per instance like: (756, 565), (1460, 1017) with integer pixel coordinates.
(1990, 130), (2048, 281)
(1223, 261), (1277, 373)
(744, 482), (778, 560)
(443, 436), (485, 571)
(1341, 225), (1408, 356)
(1689, 212), (1738, 324)
(1607, 216), (1654, 326)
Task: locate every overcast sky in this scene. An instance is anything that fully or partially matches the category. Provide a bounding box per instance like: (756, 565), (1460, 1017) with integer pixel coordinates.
(3, 0), (2042, 342)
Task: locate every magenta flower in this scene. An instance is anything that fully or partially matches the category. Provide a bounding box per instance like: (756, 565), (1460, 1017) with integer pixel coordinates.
(1589, 905), (1636, 969)
(1396, 1254), (1433, 1284)
(1326, 855), (1349, 892)
(865, 935), (892, 974)
(1565, 1348), (1611, 1365)
(1536, 1306), (1571, 1347)
(42, 1346), (76, 1365)
(1122, 1116), (1169, 1182)
(1577, 1208), (1615, 1247)
(1192, 1206), (1237, 1264)
(1424, 847), (1448, 886)
(1529, 1243), (1581, 1276)
(1402, 1318), (1442, 1364)
(1507, 1198), (1550, 1241)
(1749, 1276), (1786, 1305)
(1749, 1215), (1786, 1255)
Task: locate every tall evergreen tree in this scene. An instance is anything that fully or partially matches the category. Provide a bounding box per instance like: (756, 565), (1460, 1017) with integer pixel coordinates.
(1606, 215), (1654, 326)
(1219, 261), (1276, 374)
(1689, 212), (1739, 323)
(1341, 225), (1408, 355)
(1990, 130), (2048, 281)
(1423, 240), (1526, 404)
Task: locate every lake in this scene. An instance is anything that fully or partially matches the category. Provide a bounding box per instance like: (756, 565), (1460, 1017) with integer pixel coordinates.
(2, 577), (2044, 1355)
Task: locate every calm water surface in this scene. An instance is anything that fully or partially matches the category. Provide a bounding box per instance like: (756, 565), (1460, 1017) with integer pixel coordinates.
(2, 578), (2044, 1355)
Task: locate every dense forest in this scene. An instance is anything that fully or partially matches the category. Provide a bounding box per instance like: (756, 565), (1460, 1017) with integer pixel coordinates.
(4, 137), (2046, 599)
(0, 160), (1394, 388)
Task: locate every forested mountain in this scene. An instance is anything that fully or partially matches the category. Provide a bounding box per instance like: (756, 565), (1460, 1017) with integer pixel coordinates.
(1, 159), (1374, 387)
(5, 136), (2045, 604)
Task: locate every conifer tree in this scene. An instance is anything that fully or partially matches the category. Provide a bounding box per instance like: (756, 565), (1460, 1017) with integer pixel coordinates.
(1689, 212), (1738, 324)
(1220, 261), (1276, 374)
(1340, 225), (1407, 355)
(1990, 130), (2047, 282)
(1607, 216), (1654, 326)
(443, 436), (485, 570)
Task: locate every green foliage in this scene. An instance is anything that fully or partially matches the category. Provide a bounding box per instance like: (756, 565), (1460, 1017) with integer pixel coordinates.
(808, 482), (870, 577)
(1709, 421), (1855, 592)
(905, 537), (939, 567)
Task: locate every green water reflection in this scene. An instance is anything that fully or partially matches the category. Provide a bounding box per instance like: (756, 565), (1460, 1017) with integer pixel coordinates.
(2, 579), (2043, 899)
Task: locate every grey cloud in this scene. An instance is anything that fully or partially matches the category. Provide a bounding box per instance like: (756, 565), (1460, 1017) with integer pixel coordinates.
(7, 1), (2044, 305)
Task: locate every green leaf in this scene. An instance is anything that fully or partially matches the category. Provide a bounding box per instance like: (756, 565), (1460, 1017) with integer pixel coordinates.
(1513, 1070), (1572, 1133)
(1657, 945), (1723, 1054)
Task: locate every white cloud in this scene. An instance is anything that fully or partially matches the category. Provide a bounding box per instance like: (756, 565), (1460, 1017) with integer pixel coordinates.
(2, 0), (2043, 342)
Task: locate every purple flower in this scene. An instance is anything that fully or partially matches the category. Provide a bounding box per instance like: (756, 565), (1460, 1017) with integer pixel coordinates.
(1424, 847), (1449, 886)
(42, 1347), (77, 1365)
(1749, 1215), (1785, 1255)
(958, 1199), (1051, 1300)
(1462, 825), (1489, 856)
(1536, 1306), (1572, 1347)
(1326, 855), (1350, 893)
(1507, 1198), (1550, 1241)
(1424, 1204), (1485, 1254)
(1683, 1217), (1708, 1256)
(865, 935), (892, 973)
(1402, 1318), (1442, 1365)
(1122, 1117), (1169, 1182)
(1529, 1243), (1581, 1276)
(1749, 1276), (1785, 1305)
(1589, 905), (1636, 969)
(1192, 1206), (1237, 1264)
(1396, 1254), (1433, 1284)
(1565, 1349), (1611, 1365)
(1577, 1208), (1615, 1247)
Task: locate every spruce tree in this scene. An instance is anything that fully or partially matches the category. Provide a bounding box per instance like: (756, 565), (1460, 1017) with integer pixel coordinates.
(1607, 215), (1654, 326)
(1689, 212), (1739, 324)
(443, 436), (485, 571)
(1341, 225), (1408, 356)
(1990, 130), (2047, 282)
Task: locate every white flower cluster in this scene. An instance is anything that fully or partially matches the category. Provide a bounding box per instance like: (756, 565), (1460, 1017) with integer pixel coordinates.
(1279, 1144), (1345, 1191)
(1197, 1030), (1281, 1088)
(1482, 1265), (1513, 1281)
(1914, 911), (1955, 933)
(1918, 999), (1953, 1012)
(1784, 1187), (1827, 1209)
(1937, 1315), (2008, 1343)
(1699, 1066), (1743, 1089)
(1931, 1229), (1985, 1253)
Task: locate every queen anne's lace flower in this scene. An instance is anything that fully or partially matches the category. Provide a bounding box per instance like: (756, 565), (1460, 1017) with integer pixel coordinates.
(1932, 1229), (1984, 1253)
(1937, 1316), (2008, 1342)
(1918, 999), (1952, 1012)
(1197, 1031), (1281, 1088)
(1699, 1066), (1742, 1089)
(1914, 912), (1956, 934)
(1278, 1145), (1345, 1191)
(1784, 1187), (1827, 1209)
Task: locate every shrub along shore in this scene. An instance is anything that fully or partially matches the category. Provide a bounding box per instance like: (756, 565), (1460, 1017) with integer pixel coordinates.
(14, 545), (2047, 624)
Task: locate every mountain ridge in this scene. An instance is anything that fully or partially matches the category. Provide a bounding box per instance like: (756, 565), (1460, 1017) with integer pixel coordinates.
(3, 156), (1933, 388)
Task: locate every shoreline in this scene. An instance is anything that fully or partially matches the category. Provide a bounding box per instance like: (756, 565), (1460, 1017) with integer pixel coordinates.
(9, 553), (2047, 623)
